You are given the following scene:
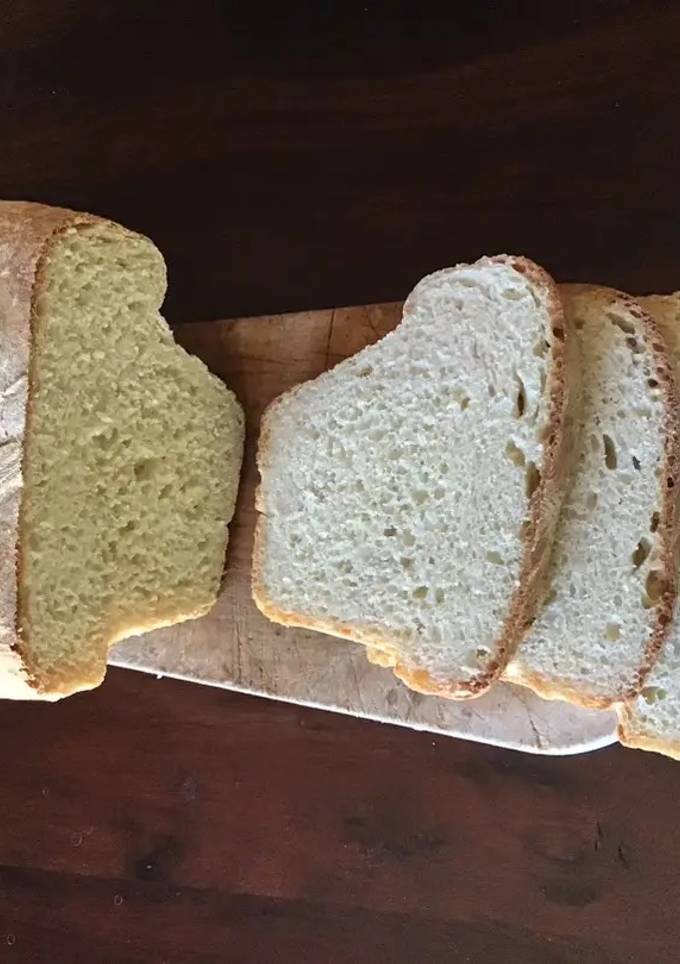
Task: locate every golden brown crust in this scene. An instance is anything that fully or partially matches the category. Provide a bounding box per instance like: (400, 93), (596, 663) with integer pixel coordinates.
(505, 285), (680, 710)
(252, 255), (575, 700)
(0, 202), (103, 699)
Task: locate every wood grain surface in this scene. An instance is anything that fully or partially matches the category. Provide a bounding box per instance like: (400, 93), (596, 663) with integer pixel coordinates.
(3, 2), (680, 961)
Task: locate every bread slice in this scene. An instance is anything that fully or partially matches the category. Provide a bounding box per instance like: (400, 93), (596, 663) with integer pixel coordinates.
(253, 256), (573, 698)
(618, 293), (680, 756)
(505, 286), (679, 708)
(0, 202), (244, 699)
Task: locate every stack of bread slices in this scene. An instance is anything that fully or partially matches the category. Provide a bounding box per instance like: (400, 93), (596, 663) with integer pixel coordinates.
(4, 203), (679, 761)
(253, 256), (680, 760)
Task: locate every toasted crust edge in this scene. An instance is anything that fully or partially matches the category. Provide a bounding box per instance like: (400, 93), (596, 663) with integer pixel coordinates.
(504, 285), (680, 710)
(252, 254), (574, 699)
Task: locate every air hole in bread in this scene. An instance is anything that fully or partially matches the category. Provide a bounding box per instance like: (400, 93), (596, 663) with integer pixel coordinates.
(626, 336), (642, 354)
(413, 490), (428, 505)
(604, 622), (621, 641)
(93, 428), (119, 449)
(486, 550), (504, 565)
(607, 312), (636, 335)
(643, 569), (666, 608)
(642, 685), (667, 705)
(668, 476), (675, 489)
(133, 458), (159, 481)
(525, 462), (541, 499)
(515, 377), (527, 417)
(502, 287), (523, 301)
(459, 396), (470, 411)
(488, 383), (496, 398)
(383, 526), (397, 537)
(552, 326), (565, 341)
(648, 377), (659, 389)
(538, 423), (553, 445)
(412, 586), (428, 600)
(400, 557), (413, 570)
(358, 366), (373, 378)
(505, 439), (526, 467)
(632, 537), (652, 569)
(586, 491), (598, 510)
(603, 434), (617, 470)
(533, 339), (549, 357)
(632, 455), (641, 471)
(435, 588), (445, 604)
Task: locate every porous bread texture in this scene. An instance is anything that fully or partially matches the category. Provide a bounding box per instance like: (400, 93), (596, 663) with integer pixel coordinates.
(253, 256), (572, 698)
(619, 294), (680, 757)
(2, 207), (244, 697)
(505, 286), (679, 709)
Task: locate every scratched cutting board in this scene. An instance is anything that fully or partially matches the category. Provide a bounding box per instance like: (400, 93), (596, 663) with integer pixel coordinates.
(110, 302), (617, 755)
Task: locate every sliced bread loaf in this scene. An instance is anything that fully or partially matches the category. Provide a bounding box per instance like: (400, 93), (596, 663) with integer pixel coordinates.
(0, 202), (245, 699)
(505, 286), (679, 708)
(618, 293), (680, 756)
(253, 256), (574, 698)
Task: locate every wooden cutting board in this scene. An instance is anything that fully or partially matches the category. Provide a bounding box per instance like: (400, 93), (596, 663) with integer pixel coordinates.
(110, 303), (617, 755)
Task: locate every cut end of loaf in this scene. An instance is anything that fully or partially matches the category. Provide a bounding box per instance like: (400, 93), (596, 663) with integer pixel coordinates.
(17, 218), (244, 695)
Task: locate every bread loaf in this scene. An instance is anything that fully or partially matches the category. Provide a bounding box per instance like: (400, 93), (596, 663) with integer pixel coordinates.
(0, 202), (244, 698)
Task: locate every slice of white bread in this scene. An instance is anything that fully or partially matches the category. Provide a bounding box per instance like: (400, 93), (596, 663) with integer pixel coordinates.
(253, 256), (574, 698)
(0, 202), (245, 699)
(618, 293), (680, 756)
(505, 286), (679, 708)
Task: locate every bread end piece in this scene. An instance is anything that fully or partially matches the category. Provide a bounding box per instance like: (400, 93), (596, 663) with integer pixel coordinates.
(0, 201), (244, 699)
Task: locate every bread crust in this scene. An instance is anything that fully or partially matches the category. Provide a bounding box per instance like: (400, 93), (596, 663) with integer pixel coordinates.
(505, 285), (680, 710)
(252, 255), (575, 699)
(0, 202), (101, 698)
(615, 293), (680, 754)
(0, 201), (243, 699)
(616, 705), (680, 759)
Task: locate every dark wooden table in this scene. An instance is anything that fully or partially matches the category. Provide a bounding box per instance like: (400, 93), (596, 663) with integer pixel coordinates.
(3, 3), (680, 961)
